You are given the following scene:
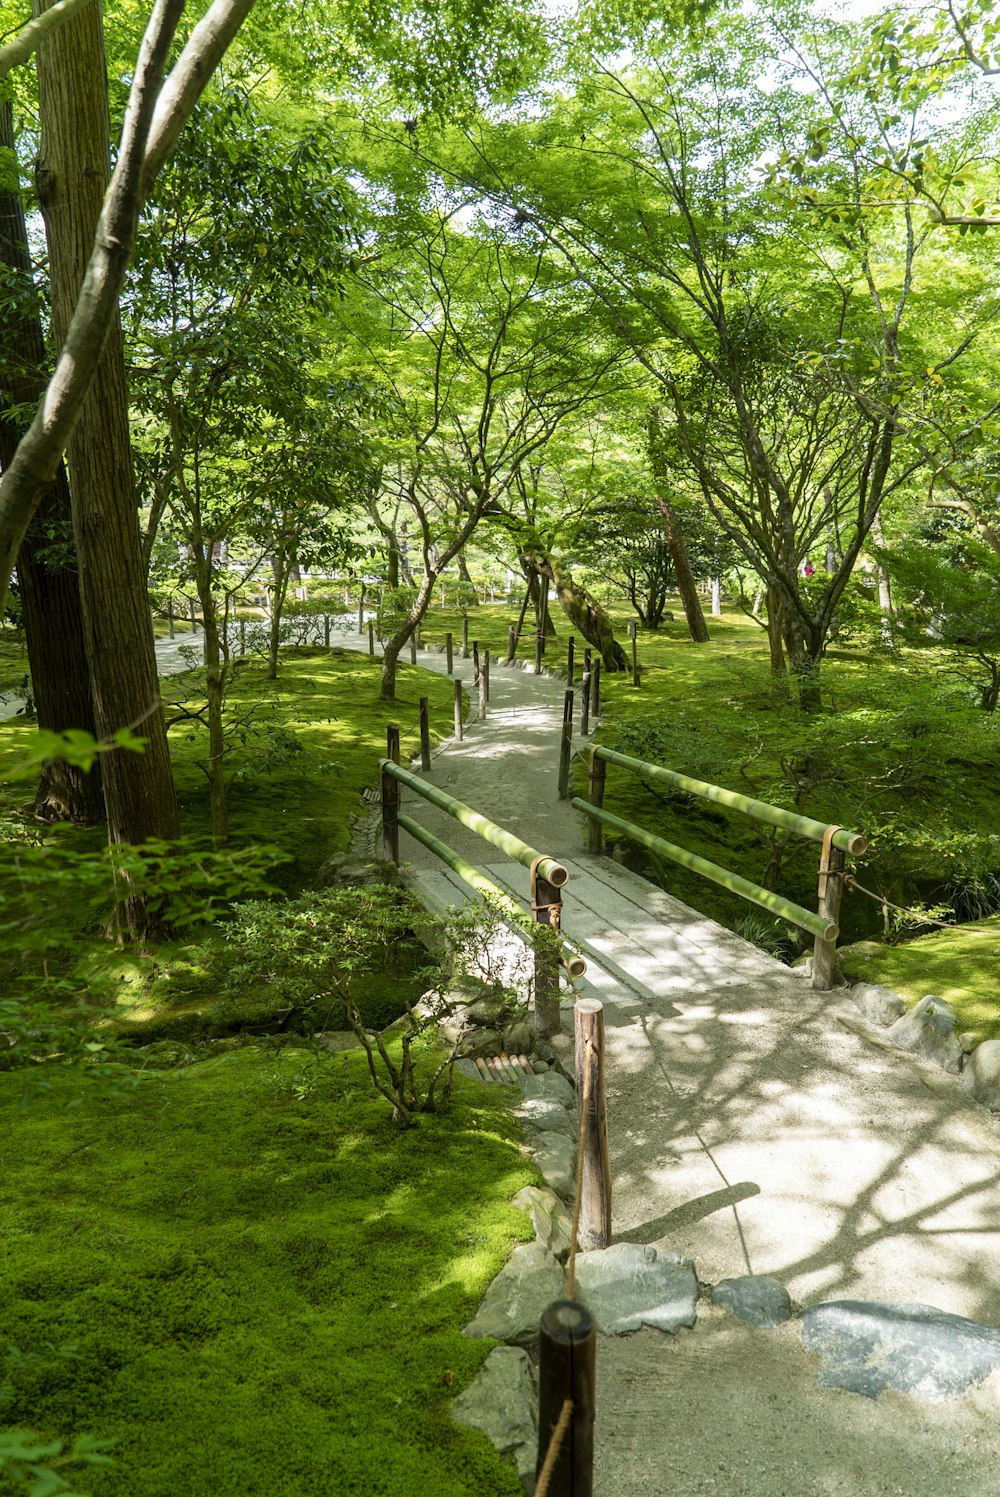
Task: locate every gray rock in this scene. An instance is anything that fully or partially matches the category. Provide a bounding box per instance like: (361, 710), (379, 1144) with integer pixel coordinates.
(886, 994), (963, 1073)
(518, 1097), (576, 1142)
(712, 1275), (792, 1328)
(457, 1027), (504, 1060)
(468, 994), (510, 1027)
(511, 1185), (574, 1262)
(800, 1300), (1000, 1399)
(452, 1346), (538, 1495)
(962, 1039), (1000, 1109)
(519, 1071), (575, 1108)
(532, 1134), (576, 1201)
(574, 1243), (698, 1335)
(959, 1031), (978, 1055)
(313, 1031), (362, 1052)
(313, 852), (348, 888)
(850, 981), (907, 1027)
(505, 1021), (535, 1056)
(464, 1243), (566, 1347)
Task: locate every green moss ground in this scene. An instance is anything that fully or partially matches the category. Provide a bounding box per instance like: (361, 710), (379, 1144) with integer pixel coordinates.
(0, 1048), (535, 1497)
(839, 919), (1000, 1043)
(0, 631), (28, 697)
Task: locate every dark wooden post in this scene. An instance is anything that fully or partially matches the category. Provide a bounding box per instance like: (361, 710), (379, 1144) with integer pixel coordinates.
(483, 649), (490, 703)
(507, 624), (517, 663)
(239, 617), (246, 653)
(454, 679), (464, 742)
(536, 1301), (596, 1497)
(167, 597), (175, 639)
(812, 837), (846, 992)
(586, 751), (606, 856)
(419, 697), (431, 771)
(445, 632), (453, 675)
(575, 1000), (611, 1251)
(628, 619), (638, 687)
(189, 596), (197, 629)
(357, 584), (365, 634)
(367, 620), (375, 656)
(472, 639), (480, 680)
(580, 668), (591, 738)
(478, 656), (488, 720)
(557, 690), (574, 800)
(381, 724), (401, 863)
(530, 860), (562, 1038)
(566, 635), (575, 686)
(592, 659), (601, 719)
(324, 614), (331, 646)
(539, 580), (550, 655)
(462, 615), (470, 659)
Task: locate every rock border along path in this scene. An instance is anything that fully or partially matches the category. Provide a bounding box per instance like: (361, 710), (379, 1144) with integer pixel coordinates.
(329, 622), (1000, 1496)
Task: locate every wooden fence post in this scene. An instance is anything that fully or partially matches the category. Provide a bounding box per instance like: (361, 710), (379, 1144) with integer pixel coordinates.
(575, 1000), (611, 1251)
(240, 617), (246, 653)
(507, 624), (517, 663)
(535, 630), (544, 674)
(189, 596), (197, 629)
(478, 656), (488, 720)
(167, 597), (175, 639)
(628, 620), (639, 687)
(566, 635), (575, 686)
(419, 697), (431, 771)
(557, 690), (574, 800)
(454, 679), (464, 741)
(536, 1300), (596, 1497)
(483, 649), (490, 703)
(812, 836), (846, 991)
(357, 585), (365, 634)
(381, 726), (401, 863)
(530, 858), (562, 1038)
(445, 632), (453, 675)
(367, 620), (375, 656)
(324, 614), (331, 647)
(592, 659), (601, 719)
(580, 668), (591, 738)
(586, 751), (606, 855)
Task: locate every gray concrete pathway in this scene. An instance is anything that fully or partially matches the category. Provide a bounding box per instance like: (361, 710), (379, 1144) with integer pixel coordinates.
(339, 625), (1000, 1494)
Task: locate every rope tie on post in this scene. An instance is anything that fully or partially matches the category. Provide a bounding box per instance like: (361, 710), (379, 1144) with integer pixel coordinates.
(818, 824), (844, 900)
(565, 1035), (594, 1301)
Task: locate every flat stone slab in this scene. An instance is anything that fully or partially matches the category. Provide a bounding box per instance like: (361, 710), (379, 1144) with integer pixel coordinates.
(532, 1134), (576, 1201)
(452, 1346), (538, 1494)
(711, 1275), (792, 1328)
(887, 995), (963, 1073)
(574, 1243), (698, 1335)
(518, 1097), (575, 1141)
(850, 982), (907, 1027)
(511, 1185), (573, 1262)
(519, 1071), (575, 1108)
(464, 1242), (566, 1347)
(800, 1300), (1000, 1399)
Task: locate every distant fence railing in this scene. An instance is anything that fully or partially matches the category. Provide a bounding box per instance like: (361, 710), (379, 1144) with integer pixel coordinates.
(573, 745), (867, 991)
(379, 731), (586, 1036)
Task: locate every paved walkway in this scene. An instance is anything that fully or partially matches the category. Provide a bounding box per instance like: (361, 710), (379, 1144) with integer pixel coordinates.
(340, 626), (1000, 1495)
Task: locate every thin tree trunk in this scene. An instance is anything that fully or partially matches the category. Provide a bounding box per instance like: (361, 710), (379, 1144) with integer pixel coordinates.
(869, 511), (894, 650)
(527, 550), (627, 670)
(0, 98), (102, 821)
(35, 0), (179, 929)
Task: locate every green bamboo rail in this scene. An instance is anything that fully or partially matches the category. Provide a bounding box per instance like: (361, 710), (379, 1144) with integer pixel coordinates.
(380, 758), (568, 887)
(397, 812), (587, 977)
(571, 800), (837, 941)
(592, 746), (867, 856)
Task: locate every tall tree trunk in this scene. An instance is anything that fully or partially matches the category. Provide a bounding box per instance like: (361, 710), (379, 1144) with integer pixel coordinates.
(0, 99), (103, 822)
(35, 0), (179, 929)
(527, 550), (627, 670)
(194, 553), (228, 845)
(646, 415), (710, 644)
(868, 512), (894, 650)
(765, 585), (786, 675)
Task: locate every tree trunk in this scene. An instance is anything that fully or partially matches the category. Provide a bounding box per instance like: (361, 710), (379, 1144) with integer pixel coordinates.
(868, 512), (894, 650)
(765, 585), (786, 675)
(195, 555), (228, 845)
(35, 0), (179, 926)
(0, 98), (103, 822)
(380, 571), (436, 700)
(527, 550), (627, 670)
(657, 493), (710, 643)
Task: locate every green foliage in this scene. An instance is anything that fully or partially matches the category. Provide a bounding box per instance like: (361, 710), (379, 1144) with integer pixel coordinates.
(375, 586), (418, 645)
(0, 1427), (115, 1497)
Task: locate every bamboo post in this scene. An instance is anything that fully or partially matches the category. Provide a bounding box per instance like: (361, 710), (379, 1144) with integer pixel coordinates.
(575, 999), (611, 1251)
(557, 690), (574, 800)
(357, 585), (365, 634)
(812, 839), (846, 991)
(167, 597), (175, 639)
(586, 751), (606, 855)
(483, 649), (490, 703)
(367, 620), (375, 656)
(409, 631), (417, 665)
(419, 696), (431, 771)
(534, 630), (543, 674)
(462, 615), (469, 659)
(566, 635), (575, 686)
(536, 1301), (595, 1497)
(453, 679), (464, 742)
(592, 659), (601, 719)
(445, 632), (453, 675)
(580, 667), (591, 738)
(530, 859), (562, 1038)
(507, 624), (517, 663)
